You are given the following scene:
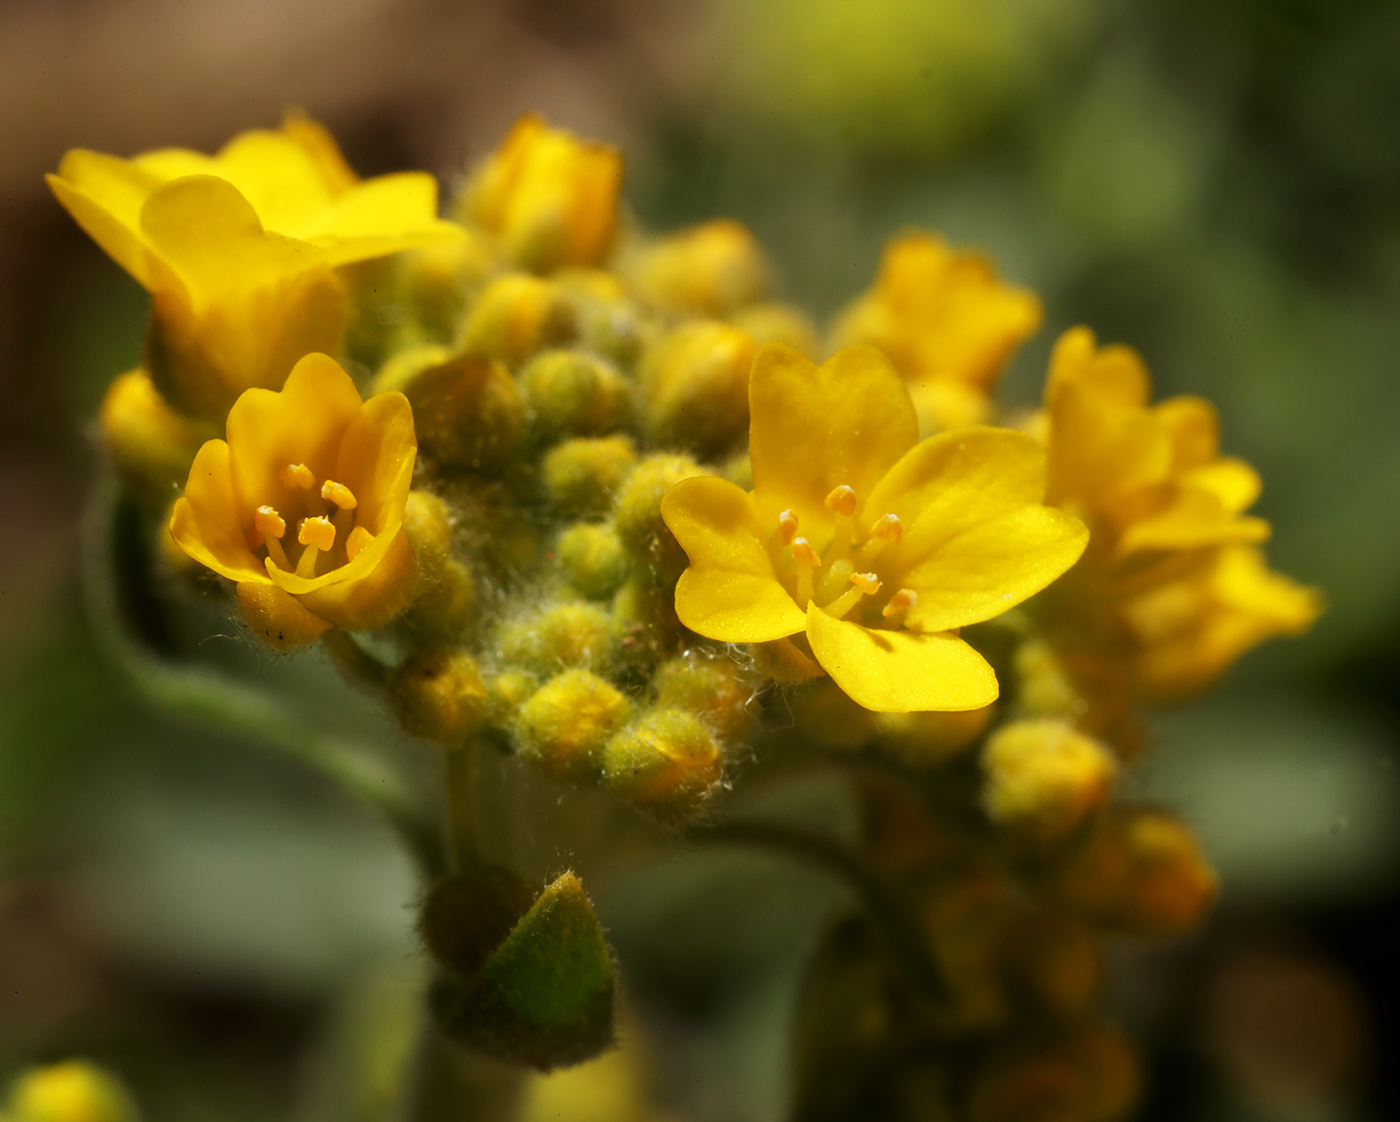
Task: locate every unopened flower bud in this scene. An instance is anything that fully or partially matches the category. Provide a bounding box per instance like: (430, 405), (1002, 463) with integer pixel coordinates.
(516, 669), (631, 782)
(651, 651), (755, 740)
(400, 231), (492, 341)
(1056, 810), (1218, 938)
(640, 321), (756, 454)
(7, 1060), (139, 1122)
(1002, 908), (1102, 1016)
(99, 368), (206, 502)
(875, 705), (995, 765)
(982, 719), (1117, 841)
(604, 708), (722, 821)
(520, 350), (632, 439)
(610, 578), (683, 675)
(499, 601), (613, 673)
(630, 219), (771, 315)
(459, 273), (577, 368)
(730, 302), (818, 355)
(557, 522), (630, 600)
(487, 670), (540, 728)
(401, 489), (455, 580)
(966, 1023), (1139, 1122)
(543, 436), (638, 516)
(400, 557), (476, 644)
(419, 865), (536, 981)
(390, 649), (489, 747)
(614, 453), (709, 584)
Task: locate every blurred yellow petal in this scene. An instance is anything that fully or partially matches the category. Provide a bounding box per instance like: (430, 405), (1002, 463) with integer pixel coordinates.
(662, 475), (806, 642)
(749, 343), (917, 534)
(334, 390), (417, 533)
(1154, 395), (1220, 471)
(293, 526), (418, 629)
(1183, 457), (1261, 514)
(169, 439), (268, 583)
(45, 151), (164, 286)
(805, 604), (998, 713)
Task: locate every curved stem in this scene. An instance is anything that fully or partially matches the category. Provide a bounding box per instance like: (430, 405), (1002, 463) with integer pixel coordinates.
(689, 818), (947, 1002)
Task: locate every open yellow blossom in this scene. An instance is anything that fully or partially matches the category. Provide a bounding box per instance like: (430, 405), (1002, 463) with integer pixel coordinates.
(170, 353), (418, 648)
(832, 232), (1042, 432)
(48, 113), (461, 418)
(461, 114), (623, 273)
(661, 343), (1088, 712)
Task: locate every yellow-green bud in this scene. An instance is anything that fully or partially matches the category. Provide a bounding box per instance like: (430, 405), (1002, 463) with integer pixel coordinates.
(1056, 810), (1218, 938)
(613, 453), (709, 584)
(390, 650), (490, 747)
(630, 219), (771, 315)
(730, 302), (817, 355)
(420, 866), (537, 981)
(519, 350), (632, 439)
(459, 273), (577, 368)
(543, 436), (638, 516)
(499, 602), (613, 674)
(652, 651), (754, 740)
(7, 1061), (139, 1122)
(400, 231), (492, 341)
(402, 489), (456, 580)
(554, 268), (649, 369)
(603, 708), (722, 821)
(378, 351), (523, 473)
(100, 368), (206, 503)
(981, 719), (1117, 841)
(516, 669), (630, 782)
(556, 523), (630, 600)
(487, 670), (540, 727)
(610, 578), (683, 675)
(639, 321), (756, 454)
(401, 557), (476, 644)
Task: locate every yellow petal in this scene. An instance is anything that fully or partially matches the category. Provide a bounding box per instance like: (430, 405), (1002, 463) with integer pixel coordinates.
(661, 475), (806, 642)
(1045, 326), (1151, 411)
(805, 605), (998, 713)
(1183, 457), (1261, 514)
(1117, 490), (1270, 555)
(169, 439), (269, 583)
(865, 427), (1089, 631)
(1154, 395), (1220, 471)
(303, 173), (463, 264)
(279, 110), (359, 193)
(226, 352), (363, 516)
(294, 526), (419, 628)
(748, 343), (918, 538)
(46, 151), (164, 287)
(205, 128), (338, 233)
(334, 390), (417, 533)
(236, 580), (331, 650)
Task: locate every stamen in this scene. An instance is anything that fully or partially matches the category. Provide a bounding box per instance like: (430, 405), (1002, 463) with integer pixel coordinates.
(282, 463), (316, 490)
(882, 588), (918, 620)
(298, 516), (336, 552)
(346, 526), (374, 562)
(871, 513), (902, 543)
(791, 536), (818, 606)
(823, 571), (880, 620)
(850, 571), (882, 596)
(824, 485), (857, 518)
(264, 534), (292, 572)
(777, 509), (799, 544)
(791, 537), (820, 567)
(321, 480), (357, 509)
(254, 505), (287, 540)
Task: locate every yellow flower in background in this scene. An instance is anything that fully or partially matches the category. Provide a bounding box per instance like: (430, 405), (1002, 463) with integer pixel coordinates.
(628, 218), (772, 316)
(661, 343), (1087, 712)
(48, 113), (460, 418)
(6, 1060), (138, 1122)
(461, 114), (623, 273)
(170, 353), (418, 648)
(1121, 545), (1323, 699)
(833, 232), (1042, 432)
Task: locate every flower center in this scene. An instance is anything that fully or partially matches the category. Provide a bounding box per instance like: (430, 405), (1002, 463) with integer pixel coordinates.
(244, 463), (369, 578)
(769, 484), (917, 628)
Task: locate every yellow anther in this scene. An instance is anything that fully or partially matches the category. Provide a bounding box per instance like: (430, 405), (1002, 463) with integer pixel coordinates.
(346, 525), (374, 562)
(791, 537), (820, 567)
(850, 571), (881, 596)
(871, 513), (902, 543)
(777, 509), (799, 544)
(321, 479), (358, 509)
(282, 462), (316, 490)
(825, 485), (857, 518)
(298, 516), (336, 552)
(254, 505), (287, 540)
(882, 588), (918, 619)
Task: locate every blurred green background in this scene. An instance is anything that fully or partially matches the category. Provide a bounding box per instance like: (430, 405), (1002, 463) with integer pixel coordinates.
(1, 0), (1396, 1118)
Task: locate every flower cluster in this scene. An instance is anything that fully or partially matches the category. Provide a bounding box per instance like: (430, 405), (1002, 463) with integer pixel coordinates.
(58, 112), (1318, 1116)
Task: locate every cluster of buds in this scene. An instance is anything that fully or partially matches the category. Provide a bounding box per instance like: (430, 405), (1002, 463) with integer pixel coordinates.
(59, 111), (1319, 1111)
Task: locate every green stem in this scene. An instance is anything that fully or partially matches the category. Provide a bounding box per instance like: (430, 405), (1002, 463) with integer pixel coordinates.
(689, 818), (947, 1002)
(82, 476), (445, 880)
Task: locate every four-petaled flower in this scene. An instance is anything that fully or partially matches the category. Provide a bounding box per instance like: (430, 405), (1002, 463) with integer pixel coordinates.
(661, 343), (1089, 712)
(48, 113), (461, 418)
(171, 353), (418, 648)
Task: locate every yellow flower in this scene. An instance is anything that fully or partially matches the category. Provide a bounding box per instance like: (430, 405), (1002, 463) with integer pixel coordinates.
(832, 232), (1042, 432)
(48, 113), (460, 418)
(461, 114), (623, 272)
(170, 353), (418, 648)
(660, 343), (1088, 712)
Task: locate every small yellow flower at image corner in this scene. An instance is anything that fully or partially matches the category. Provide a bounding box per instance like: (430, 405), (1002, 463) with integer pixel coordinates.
(46, 111), (463, 419)
(169, 352), (418, 649)
(660, 342), (1089, 713)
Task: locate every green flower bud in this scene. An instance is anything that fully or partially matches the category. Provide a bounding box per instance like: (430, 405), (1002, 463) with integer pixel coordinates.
(609, 578), (683, 675)
(401, 557), (476, 645)
(543, 436), (637, 516)
(400, 231), (492, 341)
(401, 489), (456, 580)
(488, 669), (540, 728)
(459, 273), (577, 368)
(603, 708), (722, 821)
(390, 650), (490, 747)
(556, 522), (630, 600)
(7, 1061), (139, 1122)
(629, 219), (771, 316)
(981, 719), (1116, 842)
(519, 350), (632, 440)
(420, 865), (537, 981)
(613, 453), (709, 584)
(652, 651), (754, 740)
(499, 602), (613, 674)
(639, 321), (756, 454)
(516, 669), (630, 782)
(378, 351), (523, 473)
(554, 268), (650, 369)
